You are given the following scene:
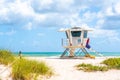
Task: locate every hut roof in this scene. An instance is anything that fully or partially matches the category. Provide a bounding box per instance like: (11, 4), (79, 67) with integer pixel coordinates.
(59, 27), (93, 32)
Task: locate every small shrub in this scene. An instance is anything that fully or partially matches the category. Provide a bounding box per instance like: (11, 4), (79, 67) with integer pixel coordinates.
(12, 58), (53, 80)
(76, 63), (108, 72)
(0, 49), (15, 65)
(102, 58), (120, 69)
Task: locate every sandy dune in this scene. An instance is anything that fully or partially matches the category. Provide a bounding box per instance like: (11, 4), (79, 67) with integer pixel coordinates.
(0, 57), (120, 80)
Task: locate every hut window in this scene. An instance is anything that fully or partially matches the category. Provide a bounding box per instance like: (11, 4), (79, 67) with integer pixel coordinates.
(84, 31), (87, 38)
(71, 31), (81, 37)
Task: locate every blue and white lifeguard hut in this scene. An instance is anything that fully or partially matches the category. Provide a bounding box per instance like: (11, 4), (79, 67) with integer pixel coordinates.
(59, 27), (100, 58)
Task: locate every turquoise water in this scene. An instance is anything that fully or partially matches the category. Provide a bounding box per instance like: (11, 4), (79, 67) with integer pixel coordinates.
(13, 52), (120, 57)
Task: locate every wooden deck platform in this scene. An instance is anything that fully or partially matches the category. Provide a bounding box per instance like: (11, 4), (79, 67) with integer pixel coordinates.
(63, 46), (85, 48)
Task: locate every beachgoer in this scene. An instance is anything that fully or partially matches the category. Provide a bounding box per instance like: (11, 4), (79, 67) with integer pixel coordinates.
(19, 51), (22, 59)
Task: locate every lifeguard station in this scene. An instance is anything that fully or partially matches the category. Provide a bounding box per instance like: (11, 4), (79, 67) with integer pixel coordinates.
(59, 27), (103, 59)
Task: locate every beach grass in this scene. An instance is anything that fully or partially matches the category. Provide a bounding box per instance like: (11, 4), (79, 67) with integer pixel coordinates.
(102, 58), (120, 69)
(76, 58), (120, 72)
(76, 63), (108, 72)
(0, 49), (53, 80)
(12, 58), (53, 80)
(0, 49), (15, 65)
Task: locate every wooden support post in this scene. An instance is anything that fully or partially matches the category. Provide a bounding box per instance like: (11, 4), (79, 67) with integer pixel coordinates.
(69, 48), (75, 57)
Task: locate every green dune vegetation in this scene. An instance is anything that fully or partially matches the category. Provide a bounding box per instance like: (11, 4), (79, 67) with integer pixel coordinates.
(76, 58), (120, 72)
(12, 59), (53, 80)
(76, 63), (108, 72)
(0, 49), (53, 80)
(102, 58), (120, 69)
(0, 49), (15, 65)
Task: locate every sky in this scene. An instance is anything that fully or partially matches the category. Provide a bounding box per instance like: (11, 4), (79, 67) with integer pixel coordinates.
(0, 0), (120, 52)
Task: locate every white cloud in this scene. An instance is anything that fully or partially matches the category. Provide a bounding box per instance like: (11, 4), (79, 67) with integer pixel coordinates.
(9, 0), (34, 16)
(92, 1), (120, 30)
(101, 15), (120, 29)
(0, 0), (120, 31)
(56, 0), (74, 11)
(0, 0), (98, 28)
(31, 0), (53, 11)
(105, 7), (114, 16)
(23, 22), (32, 30)
(82, 11), (98, 23)
(0, 30), (16, 36)
(31, 0), (75, 13)
(114, 2), (120, 14)
(103, 2), (120, 16)
(40, 0), (53, 7)
(90, 29), (120, 42)
(95, 19), (104, 29)
(6, 30), (16, 35)
(0, 0), (35, 24)
(63, 13), (82, 26)
(33, 14), (47, 23)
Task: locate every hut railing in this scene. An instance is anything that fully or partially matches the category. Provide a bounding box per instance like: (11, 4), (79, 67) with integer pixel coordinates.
(61, 38), (70, 47)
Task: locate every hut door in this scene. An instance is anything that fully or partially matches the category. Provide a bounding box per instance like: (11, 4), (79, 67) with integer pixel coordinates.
(71, 31), (81, 46)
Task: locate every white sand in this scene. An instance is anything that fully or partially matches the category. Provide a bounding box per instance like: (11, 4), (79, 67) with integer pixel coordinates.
(28, 57), (120, 80)
(0, 65), (12, 80)
(0, 57), (120, 80)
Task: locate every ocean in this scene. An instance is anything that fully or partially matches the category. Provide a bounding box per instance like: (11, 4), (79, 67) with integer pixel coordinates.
(13, 52), (120, 57)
